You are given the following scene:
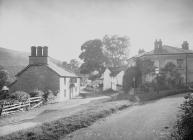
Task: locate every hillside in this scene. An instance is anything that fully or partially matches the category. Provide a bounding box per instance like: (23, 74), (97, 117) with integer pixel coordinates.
(0, 47), (62, 78)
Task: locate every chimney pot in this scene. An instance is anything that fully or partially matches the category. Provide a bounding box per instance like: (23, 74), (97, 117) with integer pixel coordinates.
(43, 46), (48, 57)
(37, 46), (43, 56)
(31, 46), (36, 56)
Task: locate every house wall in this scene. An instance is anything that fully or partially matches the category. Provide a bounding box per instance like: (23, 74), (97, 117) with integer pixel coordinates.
(57, 77), (68, 102)
(116, 71), (124, 86)
(10, 65), (60, 93)
(140, 54), (193, 84)
(111, 77), (117, 91)
(103, 69), (112, 91)
(187, 55), (193, 83)
(75, 78), (80, 96)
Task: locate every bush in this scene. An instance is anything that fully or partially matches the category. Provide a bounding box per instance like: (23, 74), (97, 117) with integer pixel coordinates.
(140, 82), (156, 92)
(172, 94), (193, 140)
(122, 67), (137, 93)
(29, 90), (44, 97)
(43, 89), (55, 103)
(9, 91), (30, 102)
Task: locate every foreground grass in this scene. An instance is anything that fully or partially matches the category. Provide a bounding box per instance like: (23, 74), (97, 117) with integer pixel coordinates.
(0, 100), (131, 140)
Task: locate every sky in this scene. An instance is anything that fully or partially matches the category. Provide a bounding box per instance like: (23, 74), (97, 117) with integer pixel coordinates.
(0, 0), (193, 62)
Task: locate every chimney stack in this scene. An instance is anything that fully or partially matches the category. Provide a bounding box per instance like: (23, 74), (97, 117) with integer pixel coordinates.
(154, 39), (163, 54)
(154, 39), (158, 49)
(31, 46), (36, 56)
(29, 46), (49, 65)
(158, 39), (162, 49)
(43, 46), (48, 56)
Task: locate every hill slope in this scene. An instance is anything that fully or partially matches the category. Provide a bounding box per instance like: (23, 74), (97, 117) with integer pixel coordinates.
(0, 47), (62, 77)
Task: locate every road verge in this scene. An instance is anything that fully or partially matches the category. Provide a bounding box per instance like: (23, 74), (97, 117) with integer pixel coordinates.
(0, 100), (132, 140)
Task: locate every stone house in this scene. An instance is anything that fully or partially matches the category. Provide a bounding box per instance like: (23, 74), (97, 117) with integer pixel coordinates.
(102, 67), (125, 91)
(127, 40), (193, 85)
(10, 46), (81, 102)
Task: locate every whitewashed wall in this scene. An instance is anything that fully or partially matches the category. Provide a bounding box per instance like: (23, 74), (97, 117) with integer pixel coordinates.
(103, 69), (112, 91)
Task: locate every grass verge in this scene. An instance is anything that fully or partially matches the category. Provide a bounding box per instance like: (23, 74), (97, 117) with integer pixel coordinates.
(0, 100), (131, 140)
(136, 89), (188, 101)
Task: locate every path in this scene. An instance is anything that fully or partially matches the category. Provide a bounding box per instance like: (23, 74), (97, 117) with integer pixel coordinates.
(0, 95), (110, 136)
(63, 94), (185, 140)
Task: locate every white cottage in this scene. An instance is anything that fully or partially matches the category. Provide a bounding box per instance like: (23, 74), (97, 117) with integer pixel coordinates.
(102, 67), (125, 91)
(10, 46), (81, 102)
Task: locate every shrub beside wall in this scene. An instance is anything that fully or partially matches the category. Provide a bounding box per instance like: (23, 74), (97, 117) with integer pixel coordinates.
(29, 90), (44, 97)
(43, 89), (56, 103)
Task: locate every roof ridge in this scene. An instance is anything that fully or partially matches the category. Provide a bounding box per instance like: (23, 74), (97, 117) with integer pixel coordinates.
(49, 61), (75, 74)
(163, 45), (193, 53)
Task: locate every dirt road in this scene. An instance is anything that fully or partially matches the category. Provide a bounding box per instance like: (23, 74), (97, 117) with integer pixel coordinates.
(63, 94), (185, 140)
(0, 96), (110, 136)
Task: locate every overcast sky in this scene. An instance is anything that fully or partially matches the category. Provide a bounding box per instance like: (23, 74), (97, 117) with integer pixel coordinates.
(0, 0), (193, 62)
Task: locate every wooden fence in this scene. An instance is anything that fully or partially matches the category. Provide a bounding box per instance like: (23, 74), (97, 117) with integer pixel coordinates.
(1, 96), (43, 116)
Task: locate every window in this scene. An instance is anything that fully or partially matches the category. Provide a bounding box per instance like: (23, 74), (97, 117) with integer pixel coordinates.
(177, 59), (184, 68)
(70, 78), (77, 83)
(64, 78), (66, 85)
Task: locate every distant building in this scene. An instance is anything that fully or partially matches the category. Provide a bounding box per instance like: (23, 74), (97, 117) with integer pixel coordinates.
(10, 46), (80, 102)
(127, 40), (193, 85)
(102, 67), (125, 91)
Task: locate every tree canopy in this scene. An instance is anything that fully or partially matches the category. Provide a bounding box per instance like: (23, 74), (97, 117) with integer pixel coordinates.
(103, 35), (130, 67)
(0, 66), (11, 89)
(138, 49), (145, 54)
(161, 62), (183, 87)
(62, 59), (80, 74)
(79, 39), (107, 75)
(79, 35), (130, 76)
(122, 58), (155, 93)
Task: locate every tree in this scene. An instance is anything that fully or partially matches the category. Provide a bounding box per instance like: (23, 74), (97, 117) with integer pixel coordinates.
(79, 39), (107, 75)
(69, 59), (80, 74)
(103, 35), (130, 67)
(136, 59), (155, 75)
(122, 58), (155, 93)
(62, 59), (80, 74)
(138, 49), (145, 54)
(122, 66), (137, 93)
(0, 69), (11, 89)
(161, 62), (183, 88)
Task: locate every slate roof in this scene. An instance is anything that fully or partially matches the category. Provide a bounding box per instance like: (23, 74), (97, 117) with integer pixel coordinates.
(128, 45), (193, 61)
(16, 61), (78, 78)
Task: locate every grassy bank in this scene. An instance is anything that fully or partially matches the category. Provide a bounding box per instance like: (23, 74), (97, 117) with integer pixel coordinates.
(112, 89), (188, 103)
(0, 100), (131, 140)
(136, 89), (188, 101)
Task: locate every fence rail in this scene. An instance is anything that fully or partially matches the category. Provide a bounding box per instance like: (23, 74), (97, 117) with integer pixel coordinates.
(1, 96), (43, 116)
